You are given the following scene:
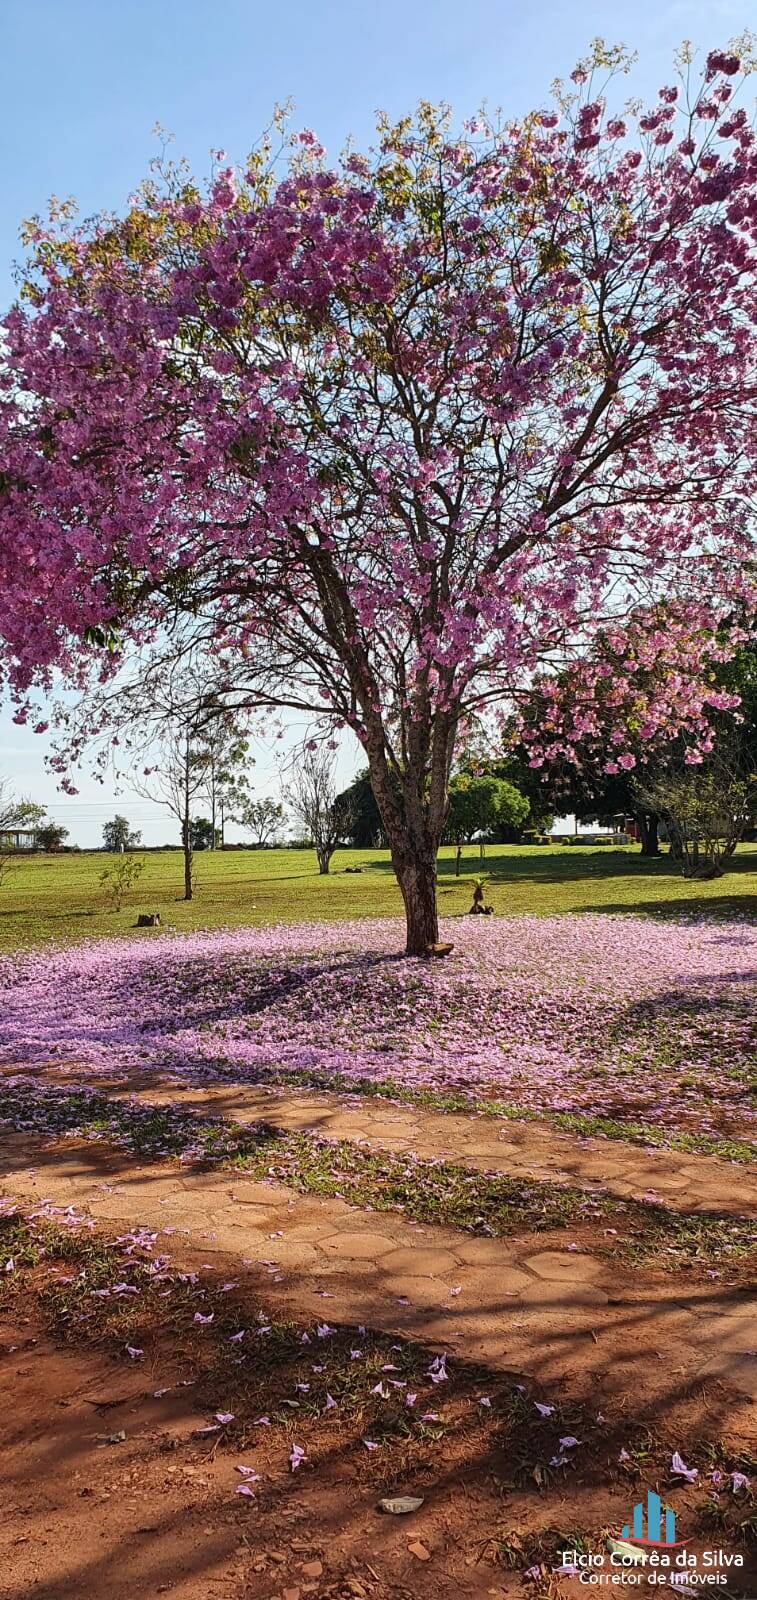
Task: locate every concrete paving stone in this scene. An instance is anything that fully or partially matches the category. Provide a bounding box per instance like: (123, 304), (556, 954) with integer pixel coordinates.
(227, 1181), (287, 1204)
(692, 1309), (757, 1346)
(518, 1281), (610, 1308)
(445, 1266), (533, 1300)
(453, 1238), (528, 1269)
(697, 1352), (756, 1400)
(373, 1274), (451, 1310)
(380, 1246), (461, 1277)
(523, 1251), (607, 1282)
(311, 1256), (390, 1281)
(318, 1230), (400, 1260)
(244, 1237), (320, 1268)
(281, 1221), (350, 1244)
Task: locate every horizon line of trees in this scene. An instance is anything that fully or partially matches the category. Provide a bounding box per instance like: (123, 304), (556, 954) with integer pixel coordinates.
(3, 635), (754, 895)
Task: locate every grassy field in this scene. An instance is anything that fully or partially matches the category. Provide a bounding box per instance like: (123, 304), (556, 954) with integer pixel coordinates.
(1, 839), (755, 951)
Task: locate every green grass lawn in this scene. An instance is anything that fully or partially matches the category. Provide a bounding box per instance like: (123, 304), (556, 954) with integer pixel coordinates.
(1, 840), (755, 952)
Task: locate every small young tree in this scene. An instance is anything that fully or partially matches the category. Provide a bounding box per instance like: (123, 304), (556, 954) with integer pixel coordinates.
(285, 750), (352, 875)
(234, 796), (284, 848)
(102, 814), (142, 852)
(445, 775), (529, 874)
(134, 722), (208, 900)
(99, 853), (144, 911)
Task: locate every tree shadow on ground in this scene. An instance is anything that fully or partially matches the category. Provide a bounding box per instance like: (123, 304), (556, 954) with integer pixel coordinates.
(576, 894), (757, 919)
(366, 847), (678, 882)
(1, 1134), (755, 1599)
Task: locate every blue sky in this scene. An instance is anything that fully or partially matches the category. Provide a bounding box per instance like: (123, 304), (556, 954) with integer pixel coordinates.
(1, 0), (749, 844)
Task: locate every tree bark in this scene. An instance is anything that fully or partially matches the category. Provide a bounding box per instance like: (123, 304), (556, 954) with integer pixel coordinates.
(667, 821), (684, 861)
(182, 819), (193, 901)
(361, 712), (454, 957)
(182, 730), (194, 899)
(395, 851), (439, 955)
(636, 811), (660, 857)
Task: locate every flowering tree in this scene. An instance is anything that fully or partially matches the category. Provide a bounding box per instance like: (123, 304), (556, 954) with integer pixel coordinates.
(1, 44), (756, 952)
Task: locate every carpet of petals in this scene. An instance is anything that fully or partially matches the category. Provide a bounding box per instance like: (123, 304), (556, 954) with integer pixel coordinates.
(1, 915), (754, 1140)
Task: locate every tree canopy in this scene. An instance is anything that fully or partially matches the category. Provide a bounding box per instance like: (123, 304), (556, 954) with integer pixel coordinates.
(1, 45), (756, 949)
(102, 814), (142, 852)
(445, 773), (529, 870)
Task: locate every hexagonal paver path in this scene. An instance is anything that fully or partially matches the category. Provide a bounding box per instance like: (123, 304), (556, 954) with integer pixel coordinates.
(108, 1080), (757, 1218)
(0, 1130), (754, 1415)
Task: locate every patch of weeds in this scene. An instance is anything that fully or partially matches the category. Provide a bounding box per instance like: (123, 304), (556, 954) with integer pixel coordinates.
(231, 1132), (615, 1235)
(697, 1488), (757, 1548)
(488, 1523), (593, 1569)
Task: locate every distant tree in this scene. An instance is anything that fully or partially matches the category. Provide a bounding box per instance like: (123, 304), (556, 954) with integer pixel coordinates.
(456, 749), (552, 840)
(189, 816), (215, 851)
(191, 718), (253, 847)
(286, 750), (353, 875)
(524, 758), (659, 853)
(635, 745), (755, 878)
(134, 721), (208, 900)
(0, 786), (44, 839)
(0, 783), (44, 886)
(513, 630), (757, 856)
(102, 814), (142, 853)
(445, 775), (529, 874)
(333, 770), (386, 849)
(35, 821), (69, 851)
(99, 852), (144, 911)
(234, 796), (284, 848)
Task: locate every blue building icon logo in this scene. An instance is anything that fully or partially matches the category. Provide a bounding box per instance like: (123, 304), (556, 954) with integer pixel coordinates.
(621, 1490), (680, 1547)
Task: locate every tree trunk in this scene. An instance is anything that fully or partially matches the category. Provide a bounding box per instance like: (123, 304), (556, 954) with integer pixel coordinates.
(182, 820), (193, 901)
(363, 733), (451, 957)
(455, 841), (461, 877)
(667, 821), (684, 861)
(637, 811), (660, 857)
(316, 848), (330, 875)
(395, 852), (439, 955)
(182, 730), (194, 899)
